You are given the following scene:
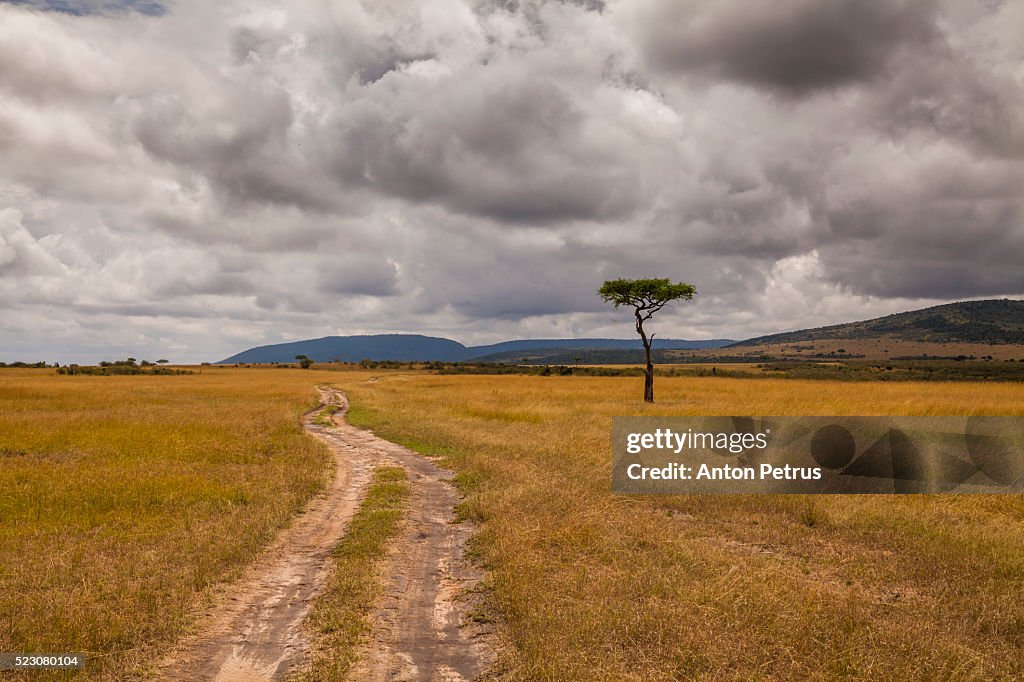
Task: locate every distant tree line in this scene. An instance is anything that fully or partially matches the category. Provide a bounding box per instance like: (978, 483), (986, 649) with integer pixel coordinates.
(761, 360), (1024, 382)
(57, 358), (190, 376)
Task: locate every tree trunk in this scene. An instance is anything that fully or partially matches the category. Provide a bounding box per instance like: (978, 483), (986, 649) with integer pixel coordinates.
(636, 311), (655, 403)
(643, 361), (654, 403)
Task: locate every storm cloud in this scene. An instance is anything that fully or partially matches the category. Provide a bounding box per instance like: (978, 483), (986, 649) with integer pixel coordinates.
(0, 0), (1022, 362)
(632, 0), (940, 94)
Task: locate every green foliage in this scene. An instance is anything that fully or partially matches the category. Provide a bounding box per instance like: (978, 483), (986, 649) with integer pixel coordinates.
(295, 354), (313, 369)
(56, 358), (192, 375)
(598, 278), (697, 311)
(599, 278), (697, 400)
(57, 365), (193, 376)
(475, 347), (758, 365)
(761, 359), (1024, 382)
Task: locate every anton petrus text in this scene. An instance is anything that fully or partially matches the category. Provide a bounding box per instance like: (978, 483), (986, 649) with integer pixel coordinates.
(611, 416), (1024, 494)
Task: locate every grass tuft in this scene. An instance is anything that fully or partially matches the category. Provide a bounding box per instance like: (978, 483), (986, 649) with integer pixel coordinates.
(300, 466), (409, 680)
(313, 404), (341, 426)
(0, 368), (341, 679)
(341, 372), (1024, 681)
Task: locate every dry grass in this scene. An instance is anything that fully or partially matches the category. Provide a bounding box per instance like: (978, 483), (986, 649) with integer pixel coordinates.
(676, 338), (1024, 361)
(5, 367), (1024, 680)
(0, 367), (344, 679)
(341, 373), (1024, 681)
(299, 466), (409, 681)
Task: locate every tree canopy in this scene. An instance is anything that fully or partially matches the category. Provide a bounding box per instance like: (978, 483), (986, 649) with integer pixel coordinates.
(598, 278), (696, 321)
(598, 278), (697, 403)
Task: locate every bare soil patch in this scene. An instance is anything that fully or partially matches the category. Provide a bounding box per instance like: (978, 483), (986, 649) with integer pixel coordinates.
(158, 387), (492, 681)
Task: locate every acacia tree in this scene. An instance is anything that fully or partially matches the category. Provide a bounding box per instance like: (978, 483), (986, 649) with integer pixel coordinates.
(599, 278), (696, 403)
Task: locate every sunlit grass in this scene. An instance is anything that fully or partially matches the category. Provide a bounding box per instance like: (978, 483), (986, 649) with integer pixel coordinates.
(301, 466), (409, 680)
(343, 373), (1024, 681)
(5, 367), (1024, 679)
(0, 368), (342, 679)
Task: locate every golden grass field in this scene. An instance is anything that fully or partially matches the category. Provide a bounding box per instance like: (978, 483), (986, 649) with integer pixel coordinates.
(0, 368), (342, 679)
(3, 367), (1024, 680)
(342, 372), (1024, 681)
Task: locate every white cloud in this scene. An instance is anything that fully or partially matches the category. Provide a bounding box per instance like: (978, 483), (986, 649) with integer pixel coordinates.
(0, 0), (1022, 362)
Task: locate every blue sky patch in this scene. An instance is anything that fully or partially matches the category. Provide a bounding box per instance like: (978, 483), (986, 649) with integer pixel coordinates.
(1, 0), (166, 16)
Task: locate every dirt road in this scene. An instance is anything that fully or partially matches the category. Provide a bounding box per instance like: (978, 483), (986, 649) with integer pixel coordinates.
(158, 387), (492, 681)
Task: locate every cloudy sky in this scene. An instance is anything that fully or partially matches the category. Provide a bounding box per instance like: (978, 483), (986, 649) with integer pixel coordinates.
(1, 0), (1023, 363)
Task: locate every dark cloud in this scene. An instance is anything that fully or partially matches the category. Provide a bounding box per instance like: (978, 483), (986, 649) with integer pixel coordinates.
(131, 89), (346, 212)
(867, 50), (1024, 160)
(316, 259), (399, 297)
(323, 66), (645, 223)
(820, 188), (1024, 299)
(150, 272), (254, 299)
(634, 0), (939, 95)
(0, 0), (1023, 363)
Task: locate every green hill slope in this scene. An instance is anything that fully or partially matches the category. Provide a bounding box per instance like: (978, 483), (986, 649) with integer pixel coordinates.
(731, 300), (1024, 347)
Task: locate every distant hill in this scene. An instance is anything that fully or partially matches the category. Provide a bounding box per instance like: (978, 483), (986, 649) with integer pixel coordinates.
(217, 335), (735, 364)
(730, 300), (1024, 347)
(218, 335), (468, 364)
(465, 338), (732, 357)
(471, 348), (691, 365)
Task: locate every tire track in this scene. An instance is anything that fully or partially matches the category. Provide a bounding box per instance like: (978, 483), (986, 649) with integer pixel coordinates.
(157, 387), (492, 681)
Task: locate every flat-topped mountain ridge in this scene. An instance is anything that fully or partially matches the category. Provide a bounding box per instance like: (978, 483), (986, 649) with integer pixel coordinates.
(218, 334), (734, 364)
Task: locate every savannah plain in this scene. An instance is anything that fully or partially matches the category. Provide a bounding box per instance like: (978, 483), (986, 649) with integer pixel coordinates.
(3, 367), (1024, 680)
